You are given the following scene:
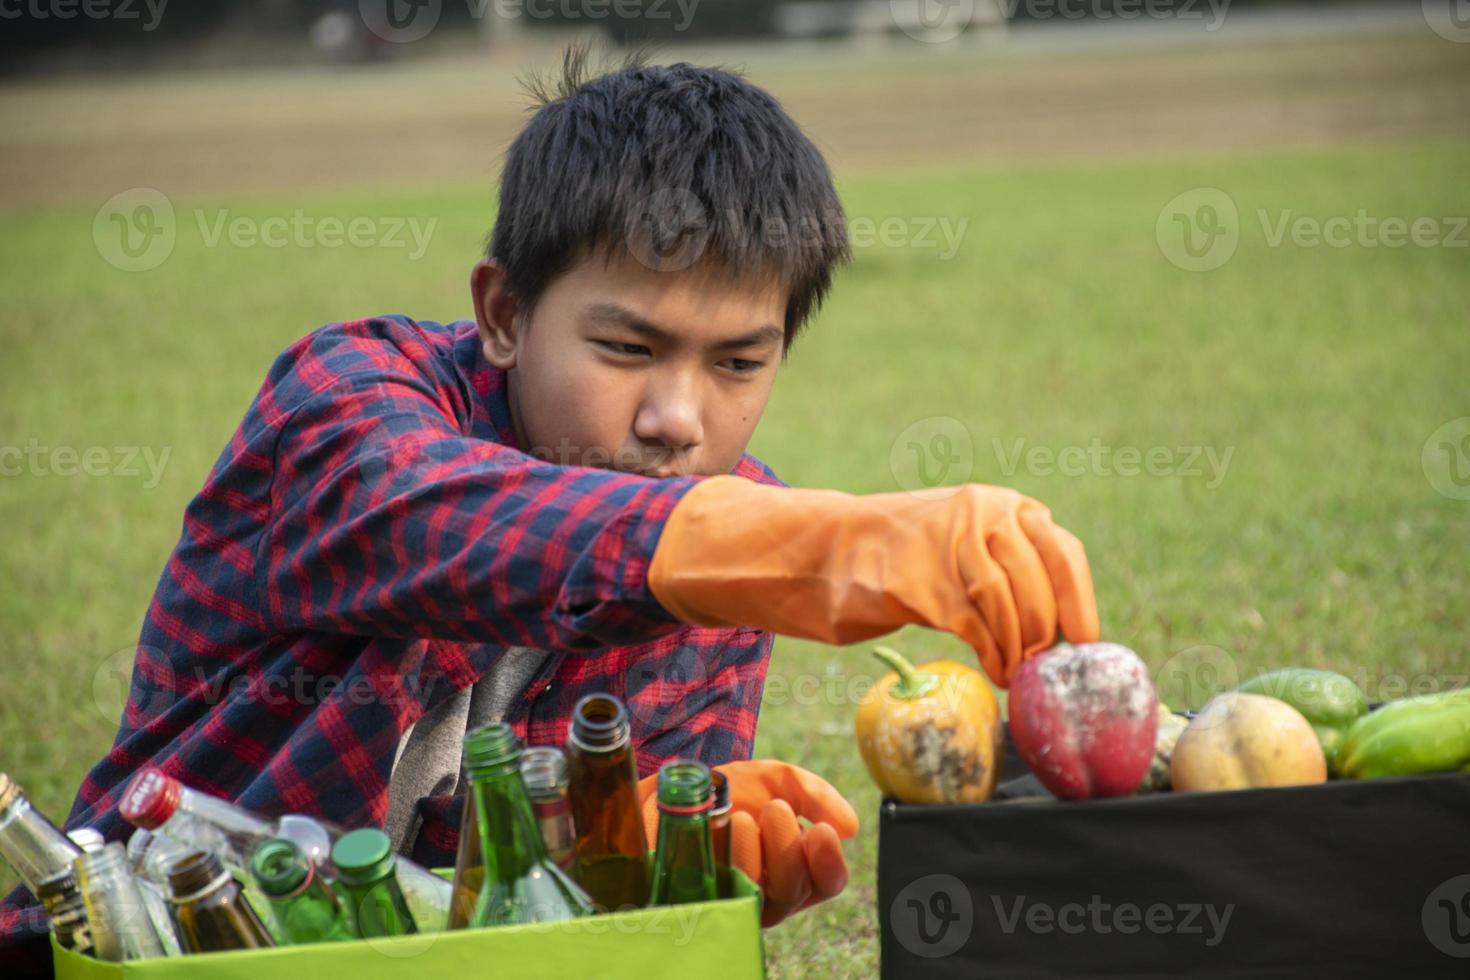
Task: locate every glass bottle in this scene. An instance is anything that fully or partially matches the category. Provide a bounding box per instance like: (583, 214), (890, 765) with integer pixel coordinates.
(110, 830), (183, 957)
(521, 747), (576, 872)
(708, 769), (733, 899)
(75, 842), (167, 961)
(331, 828), (417, 938)
(167, 850), (275, 952)
(648, 761), (718, 906)
(120, 768), (450, 931)
(35, 871), (92, 955)
(0, 774), (93, 953)
(564, 694), (649, 911)
(250, 838), (355, 945)
(126, 827), (191, 884)
(466, 723), (593, 928)
(447, 726), (492, 930)
(0, 773), (82, 896)
(67, 828), (106, 854)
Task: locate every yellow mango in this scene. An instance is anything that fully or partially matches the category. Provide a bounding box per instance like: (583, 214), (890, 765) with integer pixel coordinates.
(1171, 692), (1327, 792)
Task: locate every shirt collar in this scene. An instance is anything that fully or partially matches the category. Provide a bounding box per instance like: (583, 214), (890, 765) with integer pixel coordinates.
(451, 319), (521, 449)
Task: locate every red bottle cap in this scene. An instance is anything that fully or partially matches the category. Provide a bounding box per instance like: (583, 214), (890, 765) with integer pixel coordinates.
(119, 768), (182, 830)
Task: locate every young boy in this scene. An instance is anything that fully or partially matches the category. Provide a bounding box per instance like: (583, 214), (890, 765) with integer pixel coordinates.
(1, 51), (1097, 966)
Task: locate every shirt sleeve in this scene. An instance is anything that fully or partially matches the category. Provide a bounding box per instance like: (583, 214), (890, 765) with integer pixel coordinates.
(257, 354), (703, 652)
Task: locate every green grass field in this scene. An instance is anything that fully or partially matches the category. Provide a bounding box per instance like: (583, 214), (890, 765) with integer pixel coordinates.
(2, 111), (1468, 974)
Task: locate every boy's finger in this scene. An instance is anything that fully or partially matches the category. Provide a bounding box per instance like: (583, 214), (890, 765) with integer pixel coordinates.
(759, 799), (812, 926)
(729, 809), (762, 887)
(801, 822), (848, 903)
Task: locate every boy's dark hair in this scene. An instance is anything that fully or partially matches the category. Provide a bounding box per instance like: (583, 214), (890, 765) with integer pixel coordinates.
(488, 46), (851, 354)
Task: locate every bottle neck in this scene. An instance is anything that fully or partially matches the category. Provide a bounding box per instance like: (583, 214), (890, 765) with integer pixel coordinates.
(657, 809), (712, 838)
(470, 766), (548, 882)
(128, 830), (192, 885)
(656, 779), (714, 844)
(167, 853), (234, 906)
(651, 806), (716, 904)
(0, 791), (82, 892)
(269, 867), (337, 911)
(170, 786), (275, 844)
(75, 842), (131, 887)
(568, 695), (631, 753)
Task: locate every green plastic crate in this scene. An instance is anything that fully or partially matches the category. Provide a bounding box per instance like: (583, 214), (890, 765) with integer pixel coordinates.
(53, 868), (765, 979)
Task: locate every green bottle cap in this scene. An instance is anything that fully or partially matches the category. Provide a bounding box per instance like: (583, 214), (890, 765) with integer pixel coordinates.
(331, 828), (395, 884)
(462, 722), (523, 776)
(657, 760), (712, 810)
(251, 838), (309, 896)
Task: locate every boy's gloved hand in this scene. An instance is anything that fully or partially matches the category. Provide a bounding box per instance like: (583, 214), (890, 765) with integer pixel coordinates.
(638, 760), (857, 928)
(649, 476), (1099, 687)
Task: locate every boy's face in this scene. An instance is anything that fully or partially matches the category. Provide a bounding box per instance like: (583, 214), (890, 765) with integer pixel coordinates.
(471, 249), (787, 478)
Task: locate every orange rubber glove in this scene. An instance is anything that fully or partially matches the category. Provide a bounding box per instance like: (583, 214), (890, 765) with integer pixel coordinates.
(638, 760), (858, 928)
(648, 476), (1099, 687)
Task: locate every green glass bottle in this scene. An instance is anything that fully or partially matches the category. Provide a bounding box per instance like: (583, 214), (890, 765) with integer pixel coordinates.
(250, 838), (355, 945)
(466, 723), (594, 927)
(330, 828), (416, 938)
(649, 761), (717, 906)
(447, 725), (495, 930)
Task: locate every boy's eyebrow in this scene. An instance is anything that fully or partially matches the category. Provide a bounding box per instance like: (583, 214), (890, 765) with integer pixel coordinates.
(585, 302), (783, 351)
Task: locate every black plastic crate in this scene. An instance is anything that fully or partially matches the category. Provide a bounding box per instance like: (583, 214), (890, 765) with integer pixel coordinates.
(878, 727), (1470, 978)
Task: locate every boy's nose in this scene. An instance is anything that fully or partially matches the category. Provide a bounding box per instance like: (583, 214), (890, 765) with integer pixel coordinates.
(632, 371), (705, 463)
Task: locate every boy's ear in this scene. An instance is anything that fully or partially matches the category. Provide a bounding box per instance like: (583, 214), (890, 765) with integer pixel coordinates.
(470, 258), (519, 369)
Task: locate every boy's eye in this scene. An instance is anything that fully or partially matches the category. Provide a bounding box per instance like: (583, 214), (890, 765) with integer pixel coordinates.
(721, 358), (764, 374)
(596, 340), (652, 358)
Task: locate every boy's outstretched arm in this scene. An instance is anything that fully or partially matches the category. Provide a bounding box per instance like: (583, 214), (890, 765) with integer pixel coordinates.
(649, 475), (1099, 688)
(255, 324), (708, 652)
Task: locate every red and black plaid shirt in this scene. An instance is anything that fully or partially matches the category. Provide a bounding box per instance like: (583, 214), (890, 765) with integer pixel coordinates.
(0, 316), (782, 961)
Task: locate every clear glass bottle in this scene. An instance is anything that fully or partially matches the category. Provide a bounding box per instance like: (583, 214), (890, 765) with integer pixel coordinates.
(250, 838), (355, 945)
(466, 724), (593, 927)
(75, 842), (168, 961)
(521, 747), (576, 872)
(648, 761), (717, 906)
(120, 768), (449, 931)
(565, 694), (650, 911)
(0, 773), (93, 954)
(67, 828), (106, 854)
(167, 850), (275, 952)
(106, 830), (182, 957)
(0, 773), (82, 895)
(35, 870), (92, 955)
(331, 828), (417, 938)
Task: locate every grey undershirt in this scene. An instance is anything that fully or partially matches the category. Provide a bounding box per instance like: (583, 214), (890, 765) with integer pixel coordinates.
(384, 647), (551, 854)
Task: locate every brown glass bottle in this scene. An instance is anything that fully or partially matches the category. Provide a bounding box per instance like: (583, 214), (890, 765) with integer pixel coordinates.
(167, 850), (275, 952)
(564, 694), (649, 911)
(708, 769), (733, 899)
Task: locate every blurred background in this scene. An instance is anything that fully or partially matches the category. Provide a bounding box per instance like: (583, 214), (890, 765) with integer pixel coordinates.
(2, 1), (1467, 975)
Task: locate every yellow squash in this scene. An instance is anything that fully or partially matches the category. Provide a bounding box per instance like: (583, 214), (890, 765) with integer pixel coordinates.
(855, 646), (1003, 804)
